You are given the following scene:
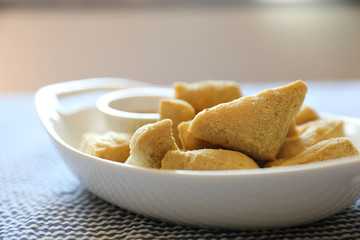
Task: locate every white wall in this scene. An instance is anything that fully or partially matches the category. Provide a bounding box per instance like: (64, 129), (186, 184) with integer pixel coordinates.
(1, 2), (359, 91)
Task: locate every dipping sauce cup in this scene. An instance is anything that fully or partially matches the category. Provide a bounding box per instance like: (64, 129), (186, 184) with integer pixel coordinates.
(96, 87), (173, 133)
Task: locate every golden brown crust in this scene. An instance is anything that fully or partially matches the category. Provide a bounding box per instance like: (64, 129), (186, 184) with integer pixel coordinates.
(79, 131), (131, 163)
(125, 119), (179, 168)
(295, 105), (320, 125)
(174, 80), (242, 113)
(161, 149), (260, 170)
(278, 137), (359, 167)
(277, 118), (344, 159)
(177, 121), (218, 151)
(189, 80), (308, 161)
(286, 120), (298, 138)
(159, 98), (196, 148)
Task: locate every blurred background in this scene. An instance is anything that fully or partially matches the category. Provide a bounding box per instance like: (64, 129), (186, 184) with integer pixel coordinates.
(0, 0), (359, 92)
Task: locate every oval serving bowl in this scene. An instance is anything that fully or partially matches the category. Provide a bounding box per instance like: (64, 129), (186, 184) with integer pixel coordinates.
(35, 78), (360, 229)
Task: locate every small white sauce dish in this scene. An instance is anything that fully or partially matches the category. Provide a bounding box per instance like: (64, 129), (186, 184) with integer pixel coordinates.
(96, 87), (173, 133)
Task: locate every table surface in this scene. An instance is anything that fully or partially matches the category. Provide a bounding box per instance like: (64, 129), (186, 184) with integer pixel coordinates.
(1, 80), (360, 239)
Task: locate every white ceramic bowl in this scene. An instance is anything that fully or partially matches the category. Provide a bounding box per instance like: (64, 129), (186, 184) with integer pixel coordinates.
(35, 78), (360, 229)
(96, 87), (173, 133)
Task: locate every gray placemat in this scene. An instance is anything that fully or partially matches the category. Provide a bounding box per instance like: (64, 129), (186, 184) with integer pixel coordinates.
(1, 94), (360, 239)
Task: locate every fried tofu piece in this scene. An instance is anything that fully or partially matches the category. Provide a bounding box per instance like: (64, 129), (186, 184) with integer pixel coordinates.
(295, 105), (319, 125)
(79, 131), (131, 163)
(277, 118), (344, 159)
(125, 119), (178, 168)
(161, 149), (260, 171)
(287, 120), (298, 138)
(263, 158), (287, 168)
(270, 138), (359, 167)
(174, 80), (242, 113)
(177, 121), (219, 151)
(189, 80), (308, 161)
(159, 98), (196, 148)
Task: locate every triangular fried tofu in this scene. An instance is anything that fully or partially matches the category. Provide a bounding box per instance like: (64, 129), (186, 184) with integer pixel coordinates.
(177, 120), (219, 151)
(189, 80), (308, 161)
(159, 98), (196, 148)
(295, 105), (319, 125)
(277, 118), (344, 159)
(79, 131), (131, 163)
(125, 119), (178, 168)
(174, 80), (242, 113)
(275, 137), (359, 167)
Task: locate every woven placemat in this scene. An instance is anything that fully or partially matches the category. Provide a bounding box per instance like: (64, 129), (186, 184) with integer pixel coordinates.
(1, 95), (360, 239)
